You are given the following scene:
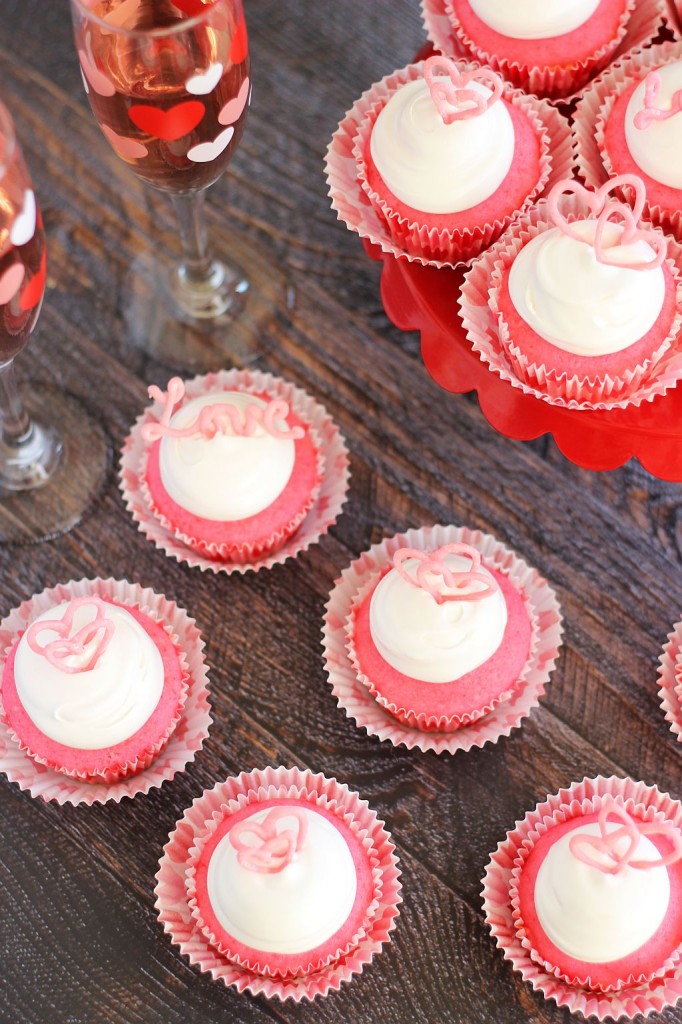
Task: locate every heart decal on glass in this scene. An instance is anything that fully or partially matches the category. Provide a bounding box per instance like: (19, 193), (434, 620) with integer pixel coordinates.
(186, 62), (223, 95)
(128, 100), (205, 141)
(25, 597), (114, 674)
(101, 124), (148, 160)
(78, 49), (116, 98)
(172, 0), (206, 15)
(187, 126), (234, 163)
(0, 264), (25, 306)
(18, 248), (47, 313)
(218, 76), (250, 125)
(230, 16), (248, 65)
(393, 543), (499, 604)
(10, 190), (36, 248)
(229, 807), (309, 873)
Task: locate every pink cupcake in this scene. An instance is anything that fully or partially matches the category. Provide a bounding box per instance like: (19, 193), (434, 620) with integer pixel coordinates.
(353, 57), (552, 266)
(433, 0), (635, 99)
(156, 766), (402, 1000)
(588, 47), (682, 242)
(483, 777), (682, 1018)
(1, 581), (189, 784)
(138, 373), (324, 564)
(474, 174), (682, 407)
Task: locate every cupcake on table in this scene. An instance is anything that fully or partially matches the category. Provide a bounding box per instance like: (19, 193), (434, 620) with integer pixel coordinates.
(577, 42), (682, 243)
(460, 173), (682, 409)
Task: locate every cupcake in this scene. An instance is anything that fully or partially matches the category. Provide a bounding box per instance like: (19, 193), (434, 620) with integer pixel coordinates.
(483, 776), (682, 1018)
(431, 0), (635, 100)
(156, 766), (402, 1000)
(1, 582), (189, 784)
(139, 373), (324, 564)
(353, 57), (552, 266)
(589, 48), (682, 242)
(469, 174), (681, 407)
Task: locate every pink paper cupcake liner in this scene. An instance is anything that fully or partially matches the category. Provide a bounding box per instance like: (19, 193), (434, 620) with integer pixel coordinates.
(0, 578), (211, 805)
(575, 40), (682, 240)
(657, 618), (682, 744)
(459, 199), (682, 411)
(321, 524), (563, 756)
(482, 775), (682, 1019)
(154, 765), (402, 1001)
(325, 63), (573, 272)
(421, 0), (668, 103)
(120, 368), (350, 575)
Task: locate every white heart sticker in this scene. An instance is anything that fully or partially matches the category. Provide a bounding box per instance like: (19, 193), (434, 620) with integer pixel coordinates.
(186, 62), (224, 95)
(187, 126), (234, 163)
(10, 190), (37, 247)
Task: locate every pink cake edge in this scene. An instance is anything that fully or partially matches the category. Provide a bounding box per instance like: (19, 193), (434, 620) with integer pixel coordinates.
(154, 766), (402, 1001)
(482, 776), (682, 1019)
(1, 598), (189, 783)
(120, 367), (350, 575)
(321, 524), (563, 755)
(459, 198), (682, 412)
(351, 60), (552, 266)
(344, 562), (536, 732)
(0, 577), (212, 804)
(185, 795), (382, 979)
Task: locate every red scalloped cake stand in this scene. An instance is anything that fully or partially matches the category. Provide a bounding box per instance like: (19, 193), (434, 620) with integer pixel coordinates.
(366, 240), (682, 481)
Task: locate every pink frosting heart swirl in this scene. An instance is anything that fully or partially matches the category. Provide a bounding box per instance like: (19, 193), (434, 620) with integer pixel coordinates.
(25, 597), (114, 674)
(634, 70), (682, 132)
(392, 543), (499, 605)
(569, 801), (682, 875)
(229, 807), (309, 874)
(423, 56), (503, 125)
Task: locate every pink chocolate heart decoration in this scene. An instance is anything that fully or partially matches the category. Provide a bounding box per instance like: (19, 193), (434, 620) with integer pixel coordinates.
(593, 202), (667, 271)
(392, 543), (498, 604)
(78, 50), (115, 98)
(229, 806), (308, 873)
(423, 55), (503, 124)
(570, 801), (682, 874)
(0, 264), (25, 306)
(25, 597), (114, 674)
(128, 100), (205, 141)
(187, 126), (233, 163)
(218, 76), (250, 125)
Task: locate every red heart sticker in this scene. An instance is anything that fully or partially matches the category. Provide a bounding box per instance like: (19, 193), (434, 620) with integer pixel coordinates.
(128, 100), (205, 141)
(172, 0), (207, 15)
(19, 248), (47, 312)
(230, 17), (248, 65)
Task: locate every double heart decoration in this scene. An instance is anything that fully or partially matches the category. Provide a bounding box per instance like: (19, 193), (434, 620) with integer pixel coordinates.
(569, 801), (682, 874)
(392, 544), (499, 605)
(633, 69), (682, 131)
(25, 597), (114, 674)
(141, 376), (305, 443)
(546, 175), (667, 272)
(229, 807), (309, 874)
(423, 56), (503, 125)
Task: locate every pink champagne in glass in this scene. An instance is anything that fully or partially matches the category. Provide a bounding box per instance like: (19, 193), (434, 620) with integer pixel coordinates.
(71, 0), (253, 368)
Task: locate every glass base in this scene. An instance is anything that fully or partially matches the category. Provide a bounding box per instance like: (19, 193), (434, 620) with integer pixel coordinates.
(0, 384), (110, 544)
(123, 232), (283, 372)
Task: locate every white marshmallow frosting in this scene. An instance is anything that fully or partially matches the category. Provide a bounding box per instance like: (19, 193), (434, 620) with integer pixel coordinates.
(467, 0), (600, 39)
(158, 391), (296, 521)
(370, 77), (514, 214)
(206, 806), (357, 954)
(14, 601), (164, 750)
(625, 61), (682, 190)
(534, 820), (670, 962)
(508, 222), (666, 355)
(369, 554), (507, 683)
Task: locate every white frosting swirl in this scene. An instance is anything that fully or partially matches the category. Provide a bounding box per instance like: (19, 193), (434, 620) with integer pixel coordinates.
(534, 820), (670, 962)
(370, 77), (514, 214)
(625, 62), (682, 189)
(508, 223), (666, 355)
(14, 601), (164, 750)
(467, 0), (600, 39)
(159, 392), (296, 521)
(207, 806), (357, 954)
(369, 554), (507, 683)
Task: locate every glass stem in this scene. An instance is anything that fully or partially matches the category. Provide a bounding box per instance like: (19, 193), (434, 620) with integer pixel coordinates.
(0, 359), (32, 445)
(170, 190), (215, 288)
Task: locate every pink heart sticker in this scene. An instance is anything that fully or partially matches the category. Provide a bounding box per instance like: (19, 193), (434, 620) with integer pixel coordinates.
(0, 264), (25, 306)
(218, 76), (250, 125)
(78, 49), (115, 98)
(101, 124), (148, 160)
(187, 125), (233, 163)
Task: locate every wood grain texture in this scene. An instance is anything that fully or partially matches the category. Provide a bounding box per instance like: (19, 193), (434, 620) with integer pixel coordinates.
(1, 1), (682, 1022)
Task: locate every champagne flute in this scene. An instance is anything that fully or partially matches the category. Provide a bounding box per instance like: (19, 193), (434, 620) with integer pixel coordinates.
(0, 100), (109, 543)
(70, 0), (257, 370)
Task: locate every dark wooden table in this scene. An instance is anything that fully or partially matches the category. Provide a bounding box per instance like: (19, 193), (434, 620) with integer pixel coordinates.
(2, 2), (682, 1022)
